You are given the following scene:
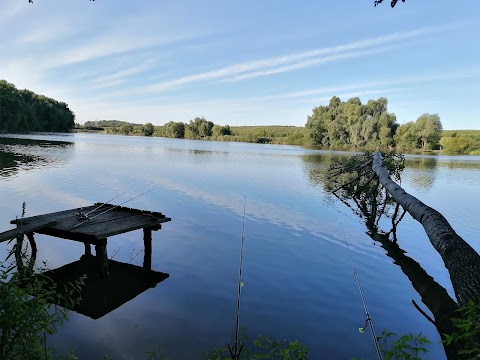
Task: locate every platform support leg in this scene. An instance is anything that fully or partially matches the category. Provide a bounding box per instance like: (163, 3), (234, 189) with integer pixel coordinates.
(14, 235), (24, 273)
(143, 228), (152, 270)
(84, 242), (92, 256)
(95, 239), (109, 277)
(26, 233), (37, 273)
(26, 233), (37, 255)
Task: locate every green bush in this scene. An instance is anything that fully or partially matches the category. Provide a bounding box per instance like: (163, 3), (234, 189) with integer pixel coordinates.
(204, 334), (308, 360)
(0, 242), (84, 359)
(444, 300), (480, 359)
(440, 136), (472, 154)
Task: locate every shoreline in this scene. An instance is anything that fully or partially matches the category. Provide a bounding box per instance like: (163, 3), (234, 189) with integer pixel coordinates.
(71, 129), (479, 156)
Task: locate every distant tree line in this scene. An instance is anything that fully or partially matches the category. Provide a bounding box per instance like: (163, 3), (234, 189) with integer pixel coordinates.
(0, 80), (75, 133)
(83, 120), (143, 128)
(75, 96), (479, 154)
(306, 96), (444, 151)
(154, 117), (232, 140)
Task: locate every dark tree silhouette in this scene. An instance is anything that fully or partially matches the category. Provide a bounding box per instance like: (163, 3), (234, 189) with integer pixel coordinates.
(374, 0), (406, 7)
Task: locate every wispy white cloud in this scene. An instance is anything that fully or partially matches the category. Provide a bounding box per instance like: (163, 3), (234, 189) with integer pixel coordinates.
(226, 46), (398, 82)
(257, 69), (480, 101)
(92, 60), (159, 89)
(118, 24), (456, 96)
(297, 88), (405, 104)
(69, 66), (480, 126)
(41, 32), (192, 70)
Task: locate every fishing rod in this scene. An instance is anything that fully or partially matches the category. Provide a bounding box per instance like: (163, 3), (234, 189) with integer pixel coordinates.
(75, 191), (128, 220)
(341, 224), (383, 360)
(70, 186), (160, 230)
(84, 191), (127, 216)
(228, 197), (246, 360)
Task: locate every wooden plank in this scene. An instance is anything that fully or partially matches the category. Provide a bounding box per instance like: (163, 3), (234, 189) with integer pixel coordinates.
(0, 220), (56, 243)
(76, 216), (171, 239)
(36, 216), (170, 243)
(94, 203), (165, 218)
(65, 208), (170, 234)
(50, 211), (137, 232)
(6, 204), (171, 243)
(10, 206), (97, 226)
(35, 227), (98, 243)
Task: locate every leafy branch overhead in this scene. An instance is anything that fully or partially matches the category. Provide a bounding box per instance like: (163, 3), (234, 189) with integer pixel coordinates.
(25, 0), (405, 7)
(373, 0), (406, 7)
(27, 0), (95, 2)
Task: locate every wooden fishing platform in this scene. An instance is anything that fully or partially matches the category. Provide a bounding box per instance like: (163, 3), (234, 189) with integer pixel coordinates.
(0, 203), (171, 276)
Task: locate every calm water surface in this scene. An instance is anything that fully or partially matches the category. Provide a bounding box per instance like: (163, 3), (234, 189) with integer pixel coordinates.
(1, 133), (479, 359)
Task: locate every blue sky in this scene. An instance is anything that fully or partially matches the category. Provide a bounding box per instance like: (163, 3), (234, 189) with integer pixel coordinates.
(1, 0), (479, 129)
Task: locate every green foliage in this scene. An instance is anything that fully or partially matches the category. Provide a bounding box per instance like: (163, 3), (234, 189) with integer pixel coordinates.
(394, 122), (417, 150)
(84, 120), (143, 128)
(0, 79), (75, 133)
(212, 124), (232, 138)
(415, 113), (442, 149)
(142, 123), (155, 136)
(185, 117), (214, 139)
(377, 330), (430, 360)
(440, 136), (471, 154)
(440, 130), (480, 154)
(204, 334), (308, 360)
(327, 151), (405, 230)
(163, 121), (186, 138)
(395, 114), (442, 150)
(306, 97), (446, 151)
(75, 95), (480, 154)
(0, 258), (85, 360)
(145, 347), (169, 360)
(306, 96), (397, 149)
(443, 300), (480, 358)
(374, 0), (406, 8)
(228, 126), (307, 145)
(250, 336), (308, 360)
(119, 124), (134, 135)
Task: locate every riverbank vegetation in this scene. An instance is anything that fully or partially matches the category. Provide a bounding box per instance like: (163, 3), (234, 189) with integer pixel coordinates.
(0, 80), (75, 133)
(2, 79), (478, 154)
(76, 96), (479, 155)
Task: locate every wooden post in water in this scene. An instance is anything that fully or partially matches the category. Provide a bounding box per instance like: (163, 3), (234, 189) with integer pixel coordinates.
(95, 239), (109, 277)
(26, 232), (37, 255)
(15, 235), (23, 272)
(84, 242), (92, 256)
(143, 227), (152, 270)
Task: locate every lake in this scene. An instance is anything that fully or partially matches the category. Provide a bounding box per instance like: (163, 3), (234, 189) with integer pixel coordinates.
(1, 133), (479, 360)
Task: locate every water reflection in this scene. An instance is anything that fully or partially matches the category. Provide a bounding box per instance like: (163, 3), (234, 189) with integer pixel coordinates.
(0, 137), (74, 178)
(303, 152), (460, 359)
(404, 157), (438, 189)
(369, 229), (459, 359)
(404, 157), (438, 170)
(302, 153), (345, 186)
(0, 151), (39, 178)
(41, 255), (169, 319)
(16, 237), (169, 320)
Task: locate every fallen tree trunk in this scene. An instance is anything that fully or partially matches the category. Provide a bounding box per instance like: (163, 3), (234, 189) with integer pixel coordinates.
(370, 231), (460, 359)
(372, 153), (480, 306)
